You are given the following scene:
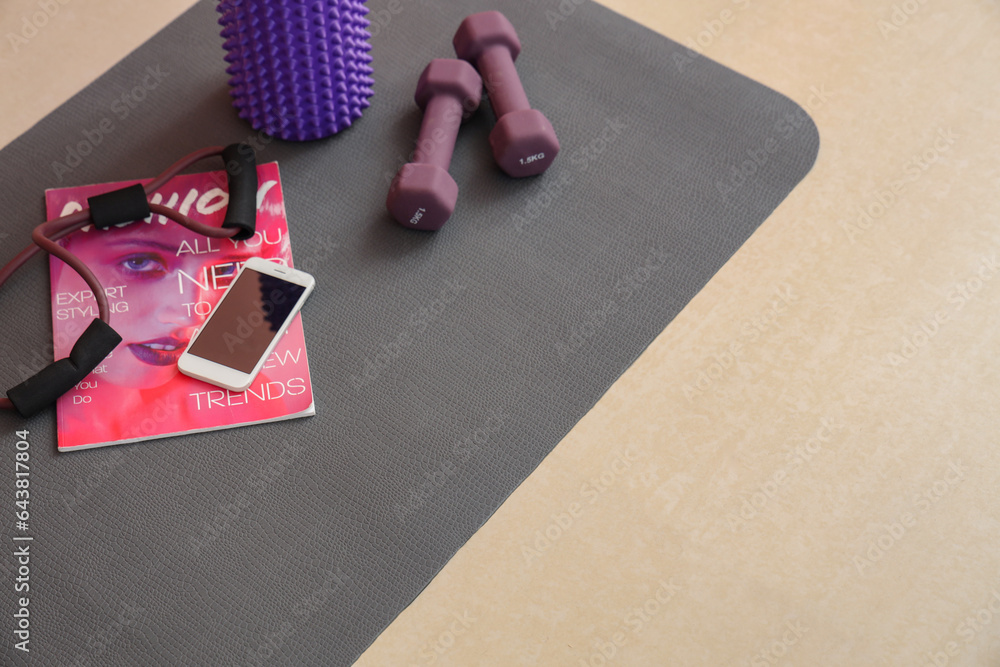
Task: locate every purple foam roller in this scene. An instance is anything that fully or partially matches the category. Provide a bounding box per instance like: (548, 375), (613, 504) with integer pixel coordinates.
(218, 0), (374, 141)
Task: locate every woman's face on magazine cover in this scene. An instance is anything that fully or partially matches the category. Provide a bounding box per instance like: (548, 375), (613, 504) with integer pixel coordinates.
(60, 223), (261, 389)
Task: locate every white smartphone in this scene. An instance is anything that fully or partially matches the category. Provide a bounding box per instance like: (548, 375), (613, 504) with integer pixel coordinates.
(178, 256), (315, 392)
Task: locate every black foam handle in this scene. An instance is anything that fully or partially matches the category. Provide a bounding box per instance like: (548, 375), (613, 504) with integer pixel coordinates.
(221, 143), (258, 241)
(87, 183), (151, 229)
(6, 319), (122, 419)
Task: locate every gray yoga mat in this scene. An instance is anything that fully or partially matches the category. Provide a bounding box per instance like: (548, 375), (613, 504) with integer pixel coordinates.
(0, 0), (818, 664)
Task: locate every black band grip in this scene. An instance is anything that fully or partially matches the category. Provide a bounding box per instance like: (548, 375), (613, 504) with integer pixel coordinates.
(87, 183), (151, 229)
(6, 319), (122, 419)
(221, 143), (258, 241)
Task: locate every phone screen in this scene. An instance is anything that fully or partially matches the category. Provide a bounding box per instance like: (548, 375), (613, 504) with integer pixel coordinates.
(187, 268), (306, 374)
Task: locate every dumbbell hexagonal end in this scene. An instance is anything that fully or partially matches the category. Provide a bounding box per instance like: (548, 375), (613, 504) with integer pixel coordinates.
(489, 109), (560, 178)
(453, 11), (522, 64)
(386, 163), (460, 231)
(415, 59), (483, 118)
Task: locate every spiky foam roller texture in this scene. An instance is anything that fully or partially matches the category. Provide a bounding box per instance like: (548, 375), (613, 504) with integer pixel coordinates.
(218, 0), (374, 141)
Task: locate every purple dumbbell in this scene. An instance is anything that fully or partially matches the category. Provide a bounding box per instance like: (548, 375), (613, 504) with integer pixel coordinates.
(454, 11), (559, 178)
(386, 59), (483, 231)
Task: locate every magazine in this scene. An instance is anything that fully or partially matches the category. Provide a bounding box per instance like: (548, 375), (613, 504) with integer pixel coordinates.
(44, 162), (314, 451)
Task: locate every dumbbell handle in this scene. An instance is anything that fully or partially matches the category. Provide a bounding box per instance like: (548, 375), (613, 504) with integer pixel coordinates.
(476, 45), (531, 120)
(414, 95), (464, 170)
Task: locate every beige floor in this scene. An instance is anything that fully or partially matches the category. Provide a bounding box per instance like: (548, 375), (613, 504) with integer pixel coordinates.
(3, 1), (999, 664)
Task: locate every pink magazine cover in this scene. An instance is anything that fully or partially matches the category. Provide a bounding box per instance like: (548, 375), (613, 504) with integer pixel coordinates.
(44, 162), (315, 451)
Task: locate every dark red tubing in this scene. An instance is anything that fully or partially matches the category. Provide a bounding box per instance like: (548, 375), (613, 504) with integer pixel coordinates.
(0, 146), (241, 413)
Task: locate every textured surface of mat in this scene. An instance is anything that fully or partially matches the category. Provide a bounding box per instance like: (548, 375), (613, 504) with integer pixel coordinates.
(0, 0), (818, 663)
